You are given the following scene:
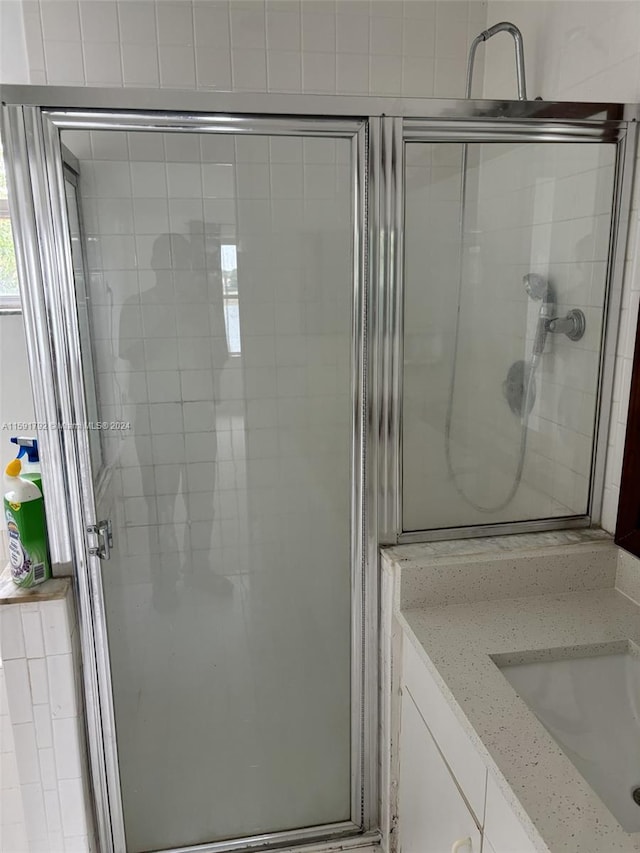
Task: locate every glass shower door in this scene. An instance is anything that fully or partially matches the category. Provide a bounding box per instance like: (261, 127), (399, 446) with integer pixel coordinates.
(402, 140), (617, 533)
(60, 124), (358, 853)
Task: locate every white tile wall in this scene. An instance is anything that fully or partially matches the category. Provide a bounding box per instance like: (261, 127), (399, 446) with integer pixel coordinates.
(0, 0), (29, 84)
(1, 662), (28, 853)
(16, 0), (488, 98)
(0, 590), (95, 853)
(402, 138), (616, 529)
(482, 0), (640, 532)
(469, 142), (612, 517)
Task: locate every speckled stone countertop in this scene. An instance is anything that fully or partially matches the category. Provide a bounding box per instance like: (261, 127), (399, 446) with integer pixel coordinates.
(385, 533), (640, 853)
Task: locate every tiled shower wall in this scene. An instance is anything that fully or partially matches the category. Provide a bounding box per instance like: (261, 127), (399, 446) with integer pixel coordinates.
(1, 0), (488, 538)
(16, 0), (488, 98)
(66, 126), (353, 592)
(482, 0), (640, 531)
(402, 139), (615, 530)
(0, 0), (528, 569)
(2, 0), (640, 535)
(468, 142), (614, 515)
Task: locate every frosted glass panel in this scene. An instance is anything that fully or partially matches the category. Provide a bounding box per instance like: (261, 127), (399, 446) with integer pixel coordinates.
(403, 141), (616, 532)
(62, 128), (353, 852)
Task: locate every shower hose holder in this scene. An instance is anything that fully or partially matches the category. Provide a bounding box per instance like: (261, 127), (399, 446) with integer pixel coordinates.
(502, 308), (586, 418)
(545, 308), (586, 342)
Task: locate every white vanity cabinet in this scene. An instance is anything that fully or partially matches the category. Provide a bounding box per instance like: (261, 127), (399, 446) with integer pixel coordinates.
(483, 773), (540, 853)
(398, 637), (540, 853)
(400, 689), (482, 853)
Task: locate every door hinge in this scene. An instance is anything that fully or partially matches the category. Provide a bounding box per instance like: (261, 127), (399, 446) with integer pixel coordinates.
(87, 519), (113, 561)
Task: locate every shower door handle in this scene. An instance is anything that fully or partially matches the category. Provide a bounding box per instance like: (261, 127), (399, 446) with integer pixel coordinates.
(87, 519), (113, 560)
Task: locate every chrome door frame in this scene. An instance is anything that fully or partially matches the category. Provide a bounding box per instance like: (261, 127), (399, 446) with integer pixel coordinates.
(379, 110), (639, 544)
(1, 97), (373, 853)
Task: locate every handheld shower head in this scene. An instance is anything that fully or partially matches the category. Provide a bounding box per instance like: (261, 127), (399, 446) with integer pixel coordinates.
(523, 273), (550, 302)
(524, 273), (555, 359)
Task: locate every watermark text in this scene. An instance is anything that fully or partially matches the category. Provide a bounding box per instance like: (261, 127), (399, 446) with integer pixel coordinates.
(2, 421), (131, 431)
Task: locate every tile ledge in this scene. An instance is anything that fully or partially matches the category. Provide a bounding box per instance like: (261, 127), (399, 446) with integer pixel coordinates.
(0, 564), (71, 604)
(381, 527), (613, 567)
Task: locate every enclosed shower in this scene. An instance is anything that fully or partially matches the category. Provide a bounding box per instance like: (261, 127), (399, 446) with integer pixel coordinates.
(1, 73), (636, 853)
(402, 129), (622, 534)
(442, 23), (591, 516)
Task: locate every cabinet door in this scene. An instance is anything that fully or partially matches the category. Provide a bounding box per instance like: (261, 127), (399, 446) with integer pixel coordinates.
(403, 638), (487, 821)
(399, 691), (482, 853)
(484, 772), (539, 853)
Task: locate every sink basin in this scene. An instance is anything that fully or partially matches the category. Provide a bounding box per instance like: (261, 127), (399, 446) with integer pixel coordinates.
(499, 645), (640, 832)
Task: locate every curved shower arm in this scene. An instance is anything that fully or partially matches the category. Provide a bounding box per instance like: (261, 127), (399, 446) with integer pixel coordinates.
(466, 21), (527, 100)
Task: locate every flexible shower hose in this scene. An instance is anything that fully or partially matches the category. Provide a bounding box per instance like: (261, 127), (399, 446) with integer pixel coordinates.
(443, 332), (539, 514)
(442, 135), (539, 514)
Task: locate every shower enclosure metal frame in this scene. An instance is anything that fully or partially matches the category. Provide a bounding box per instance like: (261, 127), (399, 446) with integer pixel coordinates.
(377, 105), (638, 544)
(0, 86), (637, 853)
(1, 90), (374, 853)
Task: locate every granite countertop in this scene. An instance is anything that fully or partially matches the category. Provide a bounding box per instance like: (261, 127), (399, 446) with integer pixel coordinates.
(386, 535), (640, 853)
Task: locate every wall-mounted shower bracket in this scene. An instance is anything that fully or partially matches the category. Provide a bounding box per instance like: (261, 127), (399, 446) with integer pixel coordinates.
(546, 308), (586, 342)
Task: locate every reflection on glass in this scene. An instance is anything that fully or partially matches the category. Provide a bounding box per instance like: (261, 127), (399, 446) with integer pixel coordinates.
(64, 172), (103, 478)
(222, 242), (241, 355)
(117, 231), (231, 611)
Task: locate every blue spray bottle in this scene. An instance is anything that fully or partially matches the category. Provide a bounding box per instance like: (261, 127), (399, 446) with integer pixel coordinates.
(10, 437), (42, 492)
